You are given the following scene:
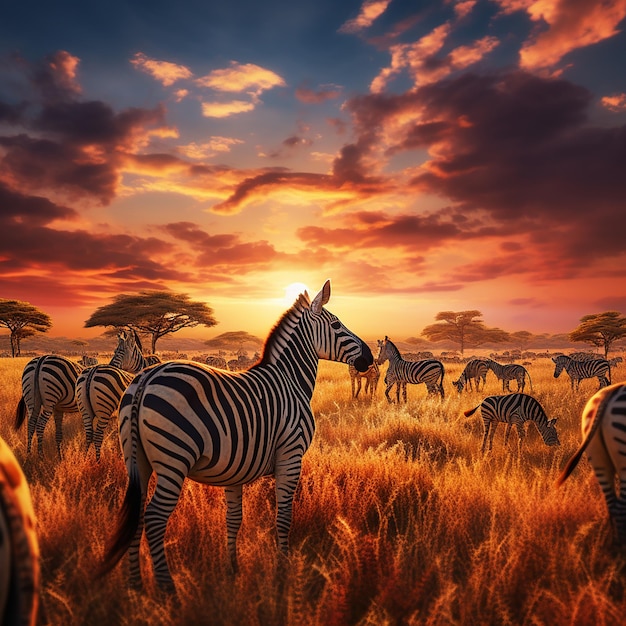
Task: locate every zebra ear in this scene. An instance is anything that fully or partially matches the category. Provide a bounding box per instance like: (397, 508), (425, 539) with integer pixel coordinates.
(549, 418), (558, 427)
(311, 280), (331, 314)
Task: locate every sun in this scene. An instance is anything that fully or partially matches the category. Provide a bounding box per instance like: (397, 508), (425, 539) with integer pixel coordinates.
(283, 282), (309, 305)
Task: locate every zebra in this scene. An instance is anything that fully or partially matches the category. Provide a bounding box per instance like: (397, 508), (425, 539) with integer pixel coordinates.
(569, 352), (603, 361)
(78, 355), (98, 366)
(452, 358), (489, 393)
(206, 355), (228, 369)
(464, 393), (560, 454)
(376, 337), (444, 402)
(76, 330), (161, 461)
(15, 355), (83, 457)
(556, 383), (626, 543)
(485, 359), (532, 393)
(552, 355), (611, 391)
(349, 361), (380, 399)
(608, 356), (623, 368)
(0, 436), (40, 626)
(99, 280), (373, 592)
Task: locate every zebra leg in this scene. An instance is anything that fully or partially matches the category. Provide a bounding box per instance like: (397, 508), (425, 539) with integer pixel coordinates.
(225, 486), (243, 574)
(504, 423), (513, 446)
(355, 377), (362, 399)
(481, 420), (492, 454)
(402, 382), (407, 403)
(26, 411), (39, 455)
(514, 422), (525, 455)
(144, 474), (184, 592)
(93, 418), (109, 463)
(274, 455), (303, 557)
(384, 383), (394, 404)
(53, 410), (64, 459)
(34, 412), (51, 457)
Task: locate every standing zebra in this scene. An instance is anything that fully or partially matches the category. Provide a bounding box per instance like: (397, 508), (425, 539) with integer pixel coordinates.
(76, 330), (161, 461)
(485, 359), (532, 393)
(464, 393), (560, 454)
(99, 281), (372, 592)
(552, 355), (611, 391)
(376, 337), (444, 402)
(79, 355), (98, 366)
(556, 383), (626, 543)
(0, 436), (40, 626)
(15, 356), (83, 457)
(452, 358), (489, 393)
(349, 361), (380, 399)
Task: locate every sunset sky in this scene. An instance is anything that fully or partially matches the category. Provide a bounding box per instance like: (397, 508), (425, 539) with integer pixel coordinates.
(1, 0), (626, 343)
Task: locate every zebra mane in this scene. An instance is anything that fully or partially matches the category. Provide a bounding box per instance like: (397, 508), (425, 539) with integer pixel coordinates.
(131, 328), (143, 354)
(384, 337), (401, 359)
(257, 293), (311, 366)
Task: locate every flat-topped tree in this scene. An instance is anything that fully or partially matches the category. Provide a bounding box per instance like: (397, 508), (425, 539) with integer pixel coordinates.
(0, 299), (52, 357)
(569, 311), (626, 358)
(84, 290), (218, 354)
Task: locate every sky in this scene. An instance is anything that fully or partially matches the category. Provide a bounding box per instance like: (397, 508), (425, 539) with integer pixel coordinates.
(1, 0), (626, 343)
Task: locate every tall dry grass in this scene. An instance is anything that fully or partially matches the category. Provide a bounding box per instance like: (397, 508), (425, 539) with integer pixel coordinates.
(1, 356), (625, 625)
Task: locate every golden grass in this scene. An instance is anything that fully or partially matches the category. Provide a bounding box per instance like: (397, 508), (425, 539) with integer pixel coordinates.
(1, 356), (626, 625)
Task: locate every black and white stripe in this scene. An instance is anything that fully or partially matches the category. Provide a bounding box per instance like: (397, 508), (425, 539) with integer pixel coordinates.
(76, 330), (161, 461)
(452, 358), (489, 393)
(0, 436), (40, 626)
(376, 336), (444, 402)
(15, 356), (83, 457)
(552, 355), (611, 391)
(100, 281), (373, 592)
(464, 393), (560, 454)
(485, 359), (532, 393)
(557, 383), (626, 543)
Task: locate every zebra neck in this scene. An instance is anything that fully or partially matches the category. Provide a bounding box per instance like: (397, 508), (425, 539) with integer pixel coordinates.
(386, 341), (402, 363)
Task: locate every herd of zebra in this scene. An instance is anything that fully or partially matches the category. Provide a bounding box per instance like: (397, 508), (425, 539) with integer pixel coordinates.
(1, 281), (626, 620)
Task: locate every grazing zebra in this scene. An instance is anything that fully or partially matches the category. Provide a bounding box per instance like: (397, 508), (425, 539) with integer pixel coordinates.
(552, 355), (611, 391)
(99, 281), (372, 592)
(76, 330), (161, 461)
(464, 393), (560, 454)
(349, 361), (380, 399)
(0, 436), (40, 626)
(485, 359), (532, 393)
(608, 356), (623, 368)
(452, 358), (489, 393)
(15, 356), (83, 457)
(79, 355), (98, 366)
(376, 337), (444, 402)
(206, 355), (228, 369)
(556, 383), (626, 543)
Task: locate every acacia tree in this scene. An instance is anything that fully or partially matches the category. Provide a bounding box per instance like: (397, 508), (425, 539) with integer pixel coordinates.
(569, 311), (626, 358)
(0, 299), (52, 356)
(205, 331), (262, 352)
(422, 310), (510, 356)
(84, 290), (218, 353)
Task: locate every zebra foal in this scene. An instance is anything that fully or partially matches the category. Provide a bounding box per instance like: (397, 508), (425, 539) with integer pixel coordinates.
(552, 355), (611, 391)
(376, 337), (444, 402)
(464, 393), (560, 454)
(557, 383), (626, 543)
(100, 281), (373, 592)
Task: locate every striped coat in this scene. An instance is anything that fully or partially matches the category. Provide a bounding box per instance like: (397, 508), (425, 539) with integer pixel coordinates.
(464, 393), (560, 454)
(557, 383), (626, 543)
(552, 355), (611, 391)
(453, 358), (489, 393)
(0, 436), (40, 626)
(349, 361), (380, 399)
(100, 281), (373, 592)
(376, 337), (444, 402)
(15, 356), (83, 457)
(485, 359), (532, 393)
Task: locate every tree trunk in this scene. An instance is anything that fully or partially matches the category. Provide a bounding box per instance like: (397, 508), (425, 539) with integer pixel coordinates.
(10, 332), (16, 357)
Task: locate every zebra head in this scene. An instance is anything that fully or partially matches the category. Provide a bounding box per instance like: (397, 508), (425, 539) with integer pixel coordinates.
(452, 377), (464, 393)
(375, 337), (390, 366)
(306, 281), (372, 372)
(110, 329), (142, 369)
(552, 355), (567, 378)
(542, 418), (560, 446)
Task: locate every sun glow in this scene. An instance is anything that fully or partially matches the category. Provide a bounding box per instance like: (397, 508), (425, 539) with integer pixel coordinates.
(283, 282), (309, 305)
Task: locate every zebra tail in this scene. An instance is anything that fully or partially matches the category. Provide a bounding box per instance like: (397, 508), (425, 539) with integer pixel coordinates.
(15, 397), (27, 430)
(555, 384), (621, 487)
(528, 371), (533, 392)
(464, 405), (479, 417)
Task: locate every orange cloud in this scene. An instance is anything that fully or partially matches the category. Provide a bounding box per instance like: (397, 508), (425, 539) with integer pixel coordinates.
(601, 93), (626, 112)
(494, 0), (626, 70)
(46, 50), (81, 96)
(130, 52), (193, 86)
(178, 137), (244, 159)
(200, 100), (256, 118)
(338, 0), (392, 34)
(295, 84), (342, 103)
(195, 61), (285, 96)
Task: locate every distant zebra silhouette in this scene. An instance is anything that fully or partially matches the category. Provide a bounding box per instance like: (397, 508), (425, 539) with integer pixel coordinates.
(79, 355), (98, 366)
(376, 337), (444, 402)
(15, 356), (83, 457)
(76, 330), (161, 461)
(99, 281), (372, 592)
(485, 359), (532, 393)
(349, 362), (380, 399)
(206, 355), (228, 369)
(464, 393), (560, 454)
(556, 383), (626, 543)
(0, 436), (40, 626)
(552, 355), (611, 391)
(453, 359), (489, 393)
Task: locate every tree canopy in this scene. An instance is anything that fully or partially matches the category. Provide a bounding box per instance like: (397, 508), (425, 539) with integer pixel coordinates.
(0, 299), (52, 356)
(568, 311), (626, 358)
(422, 310), (510, 355)
(84, 290), (218, 353)
(205, 331), (263, 351)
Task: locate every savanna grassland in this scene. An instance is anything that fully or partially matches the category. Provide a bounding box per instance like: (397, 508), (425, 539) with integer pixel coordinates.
(2, 355), (626, 626)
